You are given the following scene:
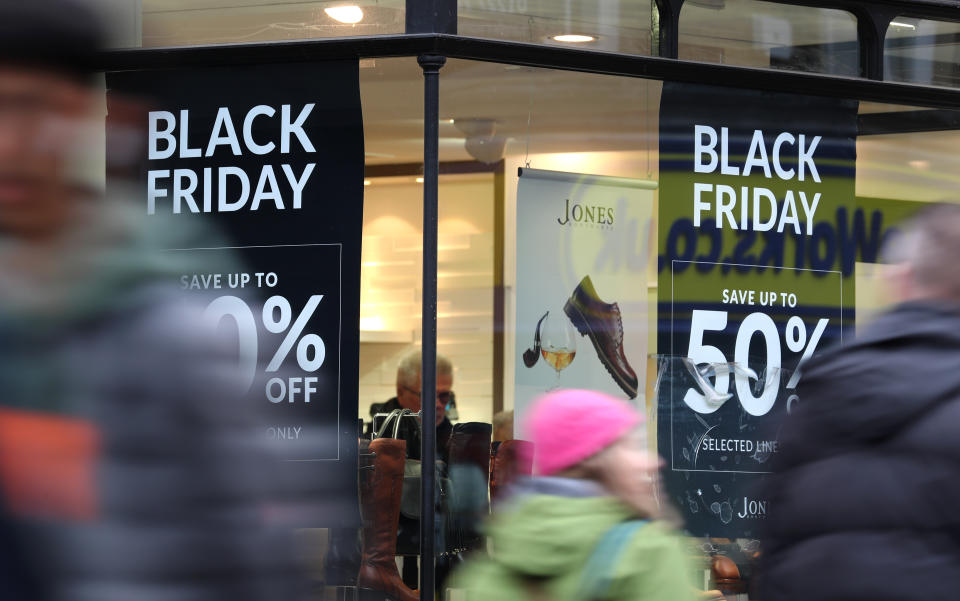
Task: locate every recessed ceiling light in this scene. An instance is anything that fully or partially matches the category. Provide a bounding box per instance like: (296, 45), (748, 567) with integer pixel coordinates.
(908, 160), (930, 170)
(415, 177), (424, 183)
(445, 119), (455, 124)
(325, 5), (364, 24)
(552, 34), (595, 43)
(363, 179), (372, 186)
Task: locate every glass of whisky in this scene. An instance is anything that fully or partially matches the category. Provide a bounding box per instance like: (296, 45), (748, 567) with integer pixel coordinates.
(540, 310), (577, 389)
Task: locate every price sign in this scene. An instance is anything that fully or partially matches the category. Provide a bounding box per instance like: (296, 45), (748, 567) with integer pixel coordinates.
(683, 307), (828, 417)
(656, 82), (856, 538)
(107, 61), (364, 526)
(173, 243), (343, 460)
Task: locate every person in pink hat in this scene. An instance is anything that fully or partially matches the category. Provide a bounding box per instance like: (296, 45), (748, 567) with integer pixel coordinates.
(451, 389), (698, 601)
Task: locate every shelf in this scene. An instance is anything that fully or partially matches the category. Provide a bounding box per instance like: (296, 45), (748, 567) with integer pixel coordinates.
(359, 330), (414, 344)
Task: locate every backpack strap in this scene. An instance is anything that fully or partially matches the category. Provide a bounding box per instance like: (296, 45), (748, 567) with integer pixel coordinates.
(576, 520), (649, 601)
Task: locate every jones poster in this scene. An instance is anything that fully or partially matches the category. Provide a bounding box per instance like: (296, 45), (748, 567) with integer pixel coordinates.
(657, 82), (857, 538)
(514, 168), (656, 421)
(106, 62), (364, 525)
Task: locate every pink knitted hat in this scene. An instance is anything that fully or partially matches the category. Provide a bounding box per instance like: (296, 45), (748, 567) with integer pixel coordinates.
(524, 389), (642, 476)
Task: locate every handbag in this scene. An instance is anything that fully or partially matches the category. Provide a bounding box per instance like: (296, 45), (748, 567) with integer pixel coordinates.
(374, 408), (451, 556)
(374, 408), (427, 520)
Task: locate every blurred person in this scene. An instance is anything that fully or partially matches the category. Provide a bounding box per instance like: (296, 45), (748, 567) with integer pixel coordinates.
(451, 389), (696, 601)
(367, 352), (454, 462)
(758, 203), (960, 600)
(492, 409), (514, 442)
(0, 2), (304, 600)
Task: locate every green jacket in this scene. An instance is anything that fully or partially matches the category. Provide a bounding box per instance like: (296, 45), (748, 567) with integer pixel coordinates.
(451, 479), (697, 601)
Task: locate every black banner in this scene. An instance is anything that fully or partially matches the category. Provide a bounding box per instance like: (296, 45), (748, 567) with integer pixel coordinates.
(106, 62), (364, 526)
(657, 82), (857, 538)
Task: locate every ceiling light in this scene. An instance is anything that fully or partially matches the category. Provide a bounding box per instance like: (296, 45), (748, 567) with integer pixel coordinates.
(415, 177), (424, 183)
(363, 179), (372, 186)
(890, 18), (918, 30)
(325, 5), (364, 24)
(445, 119), (455, 124)
(908, 160), (930, 170)
(552, 34), (595, 43)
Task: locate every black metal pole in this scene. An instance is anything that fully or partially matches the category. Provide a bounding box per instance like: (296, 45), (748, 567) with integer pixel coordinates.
(418, 52), (445, 601)
(655, 0), (683, 59)
(857, 6), (895, 80)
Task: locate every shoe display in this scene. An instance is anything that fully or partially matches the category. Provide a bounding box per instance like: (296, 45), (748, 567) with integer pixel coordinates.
(357, 438), (418, 601)
(563, 275), (639, 399)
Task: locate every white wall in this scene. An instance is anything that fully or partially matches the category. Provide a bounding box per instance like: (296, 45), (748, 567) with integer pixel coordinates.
(359, 174), (496, 426)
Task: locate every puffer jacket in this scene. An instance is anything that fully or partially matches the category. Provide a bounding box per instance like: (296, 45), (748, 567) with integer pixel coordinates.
(0, 197), (305, 601)
(759, 302), (960, 601)
(451, 477), (696, 601)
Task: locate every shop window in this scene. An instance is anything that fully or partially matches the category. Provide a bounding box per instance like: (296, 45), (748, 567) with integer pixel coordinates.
(885, 17), (960, 88)
(458, 0), (655, 56)
(679, 0), (858, 76)
(94, 0), (405, 48)
(434, 58), (960, 599)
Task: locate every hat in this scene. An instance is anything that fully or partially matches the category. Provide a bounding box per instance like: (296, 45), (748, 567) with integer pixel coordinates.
(0, 1), (105, 83)
(524, 389), (642, 476)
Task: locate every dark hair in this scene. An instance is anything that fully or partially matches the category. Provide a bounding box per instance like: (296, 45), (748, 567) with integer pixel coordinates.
(0, 1), (106, 84)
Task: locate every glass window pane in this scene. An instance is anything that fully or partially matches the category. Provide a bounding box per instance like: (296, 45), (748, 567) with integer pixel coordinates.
(885, 17), (960, 88)
(433, 58), (960, 601)
(458, 0), (655, 56)
(680, 0), (858, 76)
(93, 0), (405, 49)
(855, 101), (960, 325)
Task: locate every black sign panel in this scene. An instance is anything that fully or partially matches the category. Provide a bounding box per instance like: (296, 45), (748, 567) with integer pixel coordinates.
(106, 62), (363, 526)
(657, 82), (857, 538)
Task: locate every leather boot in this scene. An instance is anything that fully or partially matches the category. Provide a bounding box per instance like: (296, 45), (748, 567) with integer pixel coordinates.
(564, 275), (638, 399)
(324, 441), (368, 587)
(489, 439), (533, 502)
(357, 438), (417, 601)
(447, 422), (492, 554)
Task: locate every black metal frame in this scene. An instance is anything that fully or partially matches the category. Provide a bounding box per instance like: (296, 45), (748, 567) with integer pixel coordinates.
(99, 34), (960, 109)
(95, 3), (960, 600)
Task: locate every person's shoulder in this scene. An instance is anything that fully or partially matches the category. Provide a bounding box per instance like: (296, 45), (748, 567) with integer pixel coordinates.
(448, 555), (528, 601)
(623, 520), (688, 555)
(369, 397), (399, 416)
(613, 520), (698, 600)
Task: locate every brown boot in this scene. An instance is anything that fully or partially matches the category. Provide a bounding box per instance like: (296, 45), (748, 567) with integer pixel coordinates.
(447, 422), (493, 553)
(358, 438), (418, 601)
(490, 440), (533, 501)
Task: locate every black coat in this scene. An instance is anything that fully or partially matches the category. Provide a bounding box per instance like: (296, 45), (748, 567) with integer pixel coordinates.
(758, 302), (960, 601)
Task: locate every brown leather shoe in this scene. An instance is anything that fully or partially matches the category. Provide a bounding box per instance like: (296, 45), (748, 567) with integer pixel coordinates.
(563, 275), (638, 398)
(357, 438), (418, 601)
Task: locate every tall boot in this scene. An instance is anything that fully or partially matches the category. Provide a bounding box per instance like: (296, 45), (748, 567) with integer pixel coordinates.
(490, 440), (533, 502)
(324, 440), (368, 586)
(447, 422), (492, 553)
(357, 438), (418, 601)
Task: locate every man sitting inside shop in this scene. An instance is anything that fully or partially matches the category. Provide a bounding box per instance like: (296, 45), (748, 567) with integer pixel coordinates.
(368, 352), (454, 463)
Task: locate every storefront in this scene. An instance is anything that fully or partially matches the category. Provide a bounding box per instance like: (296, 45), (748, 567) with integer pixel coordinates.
(95, 1), (960, 598)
